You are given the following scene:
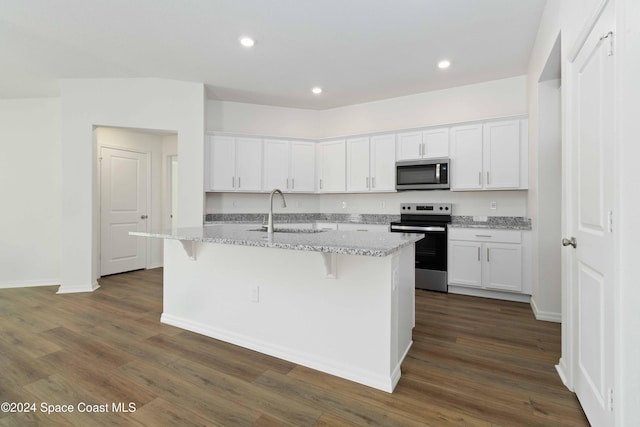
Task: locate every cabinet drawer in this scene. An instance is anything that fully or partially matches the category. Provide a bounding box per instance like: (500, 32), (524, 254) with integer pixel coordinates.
(448, 228), (521, 244)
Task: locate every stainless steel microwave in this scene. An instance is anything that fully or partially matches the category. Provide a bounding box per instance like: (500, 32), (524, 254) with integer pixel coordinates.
(396, 158), (450, 190)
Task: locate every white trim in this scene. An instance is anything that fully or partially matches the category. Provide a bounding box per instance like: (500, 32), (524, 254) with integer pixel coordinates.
(161, 313), (405, 393)
(448, 285), (531, 303)
(56, 281), (100, 294)
(568, 0), (611, 62)
(530, 296), (562, 323)
(556, 357), (573, 391)
(0, 279), (60, 289)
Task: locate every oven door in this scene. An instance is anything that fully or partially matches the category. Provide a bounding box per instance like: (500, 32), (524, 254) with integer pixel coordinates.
(390, 224), (448, 292)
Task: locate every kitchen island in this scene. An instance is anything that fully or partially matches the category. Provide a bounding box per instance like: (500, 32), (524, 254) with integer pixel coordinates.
(131, 224), (422, 392)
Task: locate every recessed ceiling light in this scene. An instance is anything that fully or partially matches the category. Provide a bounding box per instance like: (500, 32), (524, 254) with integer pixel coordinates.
(438, 60), (451, 69)
(240, 37), (255, 47)
(311, 87), (323, 95)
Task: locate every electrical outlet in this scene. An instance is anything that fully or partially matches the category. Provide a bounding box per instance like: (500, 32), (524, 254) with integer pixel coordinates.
(381, 201), (386, 208)
(250, 285), (259, 303)
(490, 201), (497, 210)
(342, 201), (347, 209)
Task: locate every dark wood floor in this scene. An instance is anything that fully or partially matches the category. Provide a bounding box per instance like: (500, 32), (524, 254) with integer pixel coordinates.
(0, 268), (588, 426)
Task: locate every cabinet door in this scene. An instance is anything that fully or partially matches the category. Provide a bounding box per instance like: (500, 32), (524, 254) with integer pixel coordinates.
(484, 243), (522, 292)
(263, 139), (290, 191)
(317, 139), (346, 192)
(290, 141), (316, 192)
(370, 134), (396, 191)
(448, 241), (483, 288)
(208, 135), (236, 191)
(346, 137), (370, 192)
(483, 120), (521, 189)
(450, 124), (483, 190)
(396, 131), (422, 160)
(235, 137), (263, 191)
(422, 127), (449, 159)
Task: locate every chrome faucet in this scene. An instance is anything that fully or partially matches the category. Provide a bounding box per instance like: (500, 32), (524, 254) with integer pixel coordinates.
(267, 189), (287, 233)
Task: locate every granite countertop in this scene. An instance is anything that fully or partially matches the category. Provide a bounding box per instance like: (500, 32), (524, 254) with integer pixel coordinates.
(204, 213), (399, 225)
(449, 216), (532, 230)
(131, 224), (423, 257)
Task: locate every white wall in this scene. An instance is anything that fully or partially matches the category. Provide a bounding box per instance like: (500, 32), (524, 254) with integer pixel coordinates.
(59, 78), (204, 293)
(205, 76), (529, 218)
(318, 76), (527, 137)
(96, 127), (175, 269)
(0, 98), (61, 288)
(207, 100), (321, 139)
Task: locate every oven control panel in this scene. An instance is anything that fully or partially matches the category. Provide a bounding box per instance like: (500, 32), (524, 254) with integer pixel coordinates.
(400, 203), (452, 214)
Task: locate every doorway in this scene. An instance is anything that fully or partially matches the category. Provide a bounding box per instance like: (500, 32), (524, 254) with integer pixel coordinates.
(97, 127), (177, 277)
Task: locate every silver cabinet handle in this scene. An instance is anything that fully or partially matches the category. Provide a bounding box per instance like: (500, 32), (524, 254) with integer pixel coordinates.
(366, 177), (369, 188)
(477, 247), (480, 261)
(487, 248), (490, 262)
(422, 143), (426, 157)
(478, 172), (482, 185)
(319, 178), (323, 190)
(475, 234), (492, 238)
(292, 178), (295, 189)
(232, 176), (235, 188)
(419, 143), (422, 157)
(286, 178), (289, 189)
(372, 177), (375, 188)
(238, 176), (241, 188)
(562, 237), (577, 248)
(487, 171), (490, 185)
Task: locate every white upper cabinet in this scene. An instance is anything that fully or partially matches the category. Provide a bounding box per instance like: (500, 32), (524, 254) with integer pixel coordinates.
(346, 136), (371, 192)
(450, 124), (484, 190)
(346, 134), (396, 192)
(290, 141), (316, 192)
(396, 127), (449, 161)
(263, 139), (290, 191)
(317, 139), (346, 192)
(206, 135), (262, 192)
(450, 119), (527, 191)
(370, 134), (396, 191)
(263, 139), (316, 192)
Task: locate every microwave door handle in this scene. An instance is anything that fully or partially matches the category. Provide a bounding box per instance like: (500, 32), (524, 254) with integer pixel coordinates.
(436, 163), (441, 182)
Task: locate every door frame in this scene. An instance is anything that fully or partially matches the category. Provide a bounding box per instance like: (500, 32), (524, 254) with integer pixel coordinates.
(98, 143), (152, 277)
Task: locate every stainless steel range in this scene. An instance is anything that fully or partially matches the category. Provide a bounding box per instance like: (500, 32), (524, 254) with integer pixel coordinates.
(390, 203), (452, 292)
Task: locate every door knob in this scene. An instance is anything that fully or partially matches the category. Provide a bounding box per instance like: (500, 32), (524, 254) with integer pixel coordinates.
(140, 215), (148, 219)
(562, 237), (577, 248)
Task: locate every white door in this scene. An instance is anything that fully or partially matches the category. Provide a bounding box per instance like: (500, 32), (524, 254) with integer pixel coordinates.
(568, 2), (615, 425)
(100, 147), (148, 276)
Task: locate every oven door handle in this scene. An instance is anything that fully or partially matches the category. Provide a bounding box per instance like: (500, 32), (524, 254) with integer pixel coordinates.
(390, 225), (446, 232)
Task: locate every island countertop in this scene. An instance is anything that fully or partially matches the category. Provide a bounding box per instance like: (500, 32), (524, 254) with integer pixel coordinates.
(132, 224), (423, 257)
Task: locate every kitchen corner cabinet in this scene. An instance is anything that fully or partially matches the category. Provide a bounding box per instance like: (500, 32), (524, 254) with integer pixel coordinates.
(317, 139), (346, 192)
(346, 134), (396, 192)
(448, 228), (529, 295)
(396, 128), (449, 161)
(450, 119), (528, 191)
(206, 135), (262, 192)
(263, 139), (315, 192)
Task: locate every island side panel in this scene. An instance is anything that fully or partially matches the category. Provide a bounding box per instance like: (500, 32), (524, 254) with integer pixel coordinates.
(161, 239), (411, 392)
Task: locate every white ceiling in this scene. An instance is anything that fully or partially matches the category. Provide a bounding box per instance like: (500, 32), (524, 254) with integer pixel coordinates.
(0, 0), (546, 110)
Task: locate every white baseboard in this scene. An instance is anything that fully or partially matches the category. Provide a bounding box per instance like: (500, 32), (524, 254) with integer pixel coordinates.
(556, 357), (573, 391)
(448, 286), (531, 303)
(56, 280), (100, 294)
(530, 297), (562, 323)
(0, 278), (59, 289)
(147, 263), (163, 270)
(161, 313), (404, 393)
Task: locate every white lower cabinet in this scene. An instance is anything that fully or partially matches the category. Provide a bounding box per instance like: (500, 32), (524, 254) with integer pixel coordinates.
(448, 228), (529, 298)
